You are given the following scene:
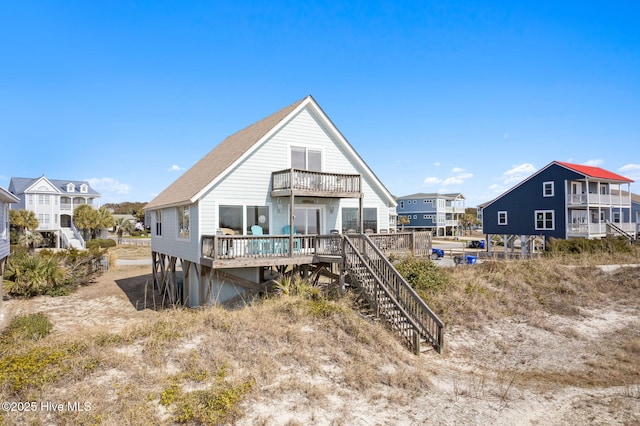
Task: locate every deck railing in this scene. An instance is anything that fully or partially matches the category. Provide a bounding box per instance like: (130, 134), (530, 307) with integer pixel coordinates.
(271, 168), (361, 196)
(201, 231), (432, 261)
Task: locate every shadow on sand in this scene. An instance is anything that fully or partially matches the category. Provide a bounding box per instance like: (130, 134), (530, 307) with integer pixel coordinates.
(115, 273), (170, 311)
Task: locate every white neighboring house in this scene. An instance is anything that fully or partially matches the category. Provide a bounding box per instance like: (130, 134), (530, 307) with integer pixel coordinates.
(8, 176), (101, 249)
(1, 185), (20, 321)
(145, 95), (399, 307)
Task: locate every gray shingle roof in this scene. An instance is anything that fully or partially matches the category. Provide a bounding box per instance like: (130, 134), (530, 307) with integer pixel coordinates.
(9, 177), (100, 196)
(145, 96), (307, 210)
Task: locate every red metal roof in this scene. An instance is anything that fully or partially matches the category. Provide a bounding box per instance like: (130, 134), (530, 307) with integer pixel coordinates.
(556, 161), (633, 183)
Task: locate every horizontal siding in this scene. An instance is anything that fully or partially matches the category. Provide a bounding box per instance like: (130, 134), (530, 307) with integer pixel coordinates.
(154, 104), (395, 261)
(151, 203), (200, 263)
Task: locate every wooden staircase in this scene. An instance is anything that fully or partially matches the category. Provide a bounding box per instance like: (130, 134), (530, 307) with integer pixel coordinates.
(606, 220), (636, 241)
(342, 234), (444, 354)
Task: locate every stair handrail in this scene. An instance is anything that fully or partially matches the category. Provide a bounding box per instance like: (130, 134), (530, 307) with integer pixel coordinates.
(343, 236), (425, 351)
(605, 220), (634, 240)
(344, 234), (444, 353)
(70, 222), (86, 249)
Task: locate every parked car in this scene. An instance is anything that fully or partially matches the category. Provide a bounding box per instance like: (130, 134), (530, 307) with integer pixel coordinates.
(468, 240), (485, 249)
(454, 255), (477, 265)
(431, 248), (444, 260)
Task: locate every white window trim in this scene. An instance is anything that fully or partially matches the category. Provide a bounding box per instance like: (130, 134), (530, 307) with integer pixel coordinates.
(498, 211), (508, 225)
(543, 181), (554, 197)
(535, 210), (555, 230)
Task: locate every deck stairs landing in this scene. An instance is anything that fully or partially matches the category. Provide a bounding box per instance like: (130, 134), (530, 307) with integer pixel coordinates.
(61, 227), (84, 249)
(343, 234), (444, 354)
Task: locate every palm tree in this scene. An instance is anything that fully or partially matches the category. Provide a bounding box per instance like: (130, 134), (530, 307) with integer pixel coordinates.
(397, 215), (410, 231)
(114, 216), (134, 243)
(9, 209), (39, 235)
(95, 207), (115, 239)
(73, 204), (99, 240)
(19, 231), (44, 256)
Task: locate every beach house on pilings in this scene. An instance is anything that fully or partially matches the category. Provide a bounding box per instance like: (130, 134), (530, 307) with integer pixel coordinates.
(145, 95), (443, 354)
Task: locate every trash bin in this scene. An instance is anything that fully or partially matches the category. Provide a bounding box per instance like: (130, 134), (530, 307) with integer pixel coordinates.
(465, 255), (477, 264)
(478, 240), (485, 249)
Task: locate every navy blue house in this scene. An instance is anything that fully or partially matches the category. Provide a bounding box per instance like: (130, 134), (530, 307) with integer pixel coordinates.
(481, 161), (635, 241)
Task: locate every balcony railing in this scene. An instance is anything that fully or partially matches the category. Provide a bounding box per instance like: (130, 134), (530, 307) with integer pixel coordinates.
(567, 193), (631, 206)
(567, 222), (636, 236)
(271, 169), (361, 198)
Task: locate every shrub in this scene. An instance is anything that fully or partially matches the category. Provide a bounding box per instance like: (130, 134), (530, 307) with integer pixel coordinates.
(3, 248), (105, 298)
(3, 253), (67, 297)
(547, 237), (632, 255)
(86, 238), (116, 249)
(393, 256), (450, 296)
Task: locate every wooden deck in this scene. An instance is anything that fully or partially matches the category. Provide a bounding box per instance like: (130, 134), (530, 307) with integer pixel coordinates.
(200, 232), (432, 268)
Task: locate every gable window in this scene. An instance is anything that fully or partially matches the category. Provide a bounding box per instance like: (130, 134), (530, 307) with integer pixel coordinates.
(543, 181), (554, 197)
(155, 211), (162, 236)
(498, 211), (507, 225)
(178, 206), (190, 239)
(291, 146), (322, 172)
(535, 210), (554, 230)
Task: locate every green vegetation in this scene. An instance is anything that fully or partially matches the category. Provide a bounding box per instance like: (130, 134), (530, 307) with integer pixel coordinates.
(546, 236), (632, 255)
(73, 205), (115, 240)
(3, 248), (106, 298)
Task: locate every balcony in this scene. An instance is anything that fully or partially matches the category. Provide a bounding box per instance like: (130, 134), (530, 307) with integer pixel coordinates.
(567, 193), (631, 207)
(271, 169), (361, 198)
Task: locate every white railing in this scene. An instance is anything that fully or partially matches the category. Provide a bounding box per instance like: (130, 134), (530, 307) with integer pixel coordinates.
(70, 222), (85, 248)
(567, 222), (636, 236)
(567, 193), (631, 206)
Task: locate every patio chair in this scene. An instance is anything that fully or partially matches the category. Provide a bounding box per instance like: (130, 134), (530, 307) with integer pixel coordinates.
(283, 225), (301, 252)
(250, 225), (269, 255)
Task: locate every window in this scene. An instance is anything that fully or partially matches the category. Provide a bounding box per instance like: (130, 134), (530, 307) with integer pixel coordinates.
(291, 146), (322, 171)
(178, 206), (190, 239)
(399, 201), (404, 209)
(341, 208), (377, 232)
(246, 206), (270, 234)
(613, 212), (620, 223)
(363, 208), (377, 232)
(54, 214), (58, 224)
(155, 211), (162, 236)
(80, 184), (88, 193)
(219, 205), (243, 234)
(543, 181), (554, 197)
(535, 210), (554, 230)
(341, 208), (358, 233)
(28, 194), (33, 204)
(498, 211), (507, 225)
(413, 215), (417, 219)
(67, 183), (75, 192)
(38, 194), (50, 205)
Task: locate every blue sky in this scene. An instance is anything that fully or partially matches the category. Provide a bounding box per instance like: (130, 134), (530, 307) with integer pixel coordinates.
(1, 1), (639, 208)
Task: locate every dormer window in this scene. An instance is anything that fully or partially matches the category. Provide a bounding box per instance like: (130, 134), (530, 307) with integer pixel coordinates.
(67, 183), (75, 192)
(80, 184), (88, 193)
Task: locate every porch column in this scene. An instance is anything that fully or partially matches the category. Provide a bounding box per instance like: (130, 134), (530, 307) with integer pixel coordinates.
(358, 194), (364, 234)
(289, 193), (295, 256)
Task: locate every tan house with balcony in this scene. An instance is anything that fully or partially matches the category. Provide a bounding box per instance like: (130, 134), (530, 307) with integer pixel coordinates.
(8, 176), (101, 249)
